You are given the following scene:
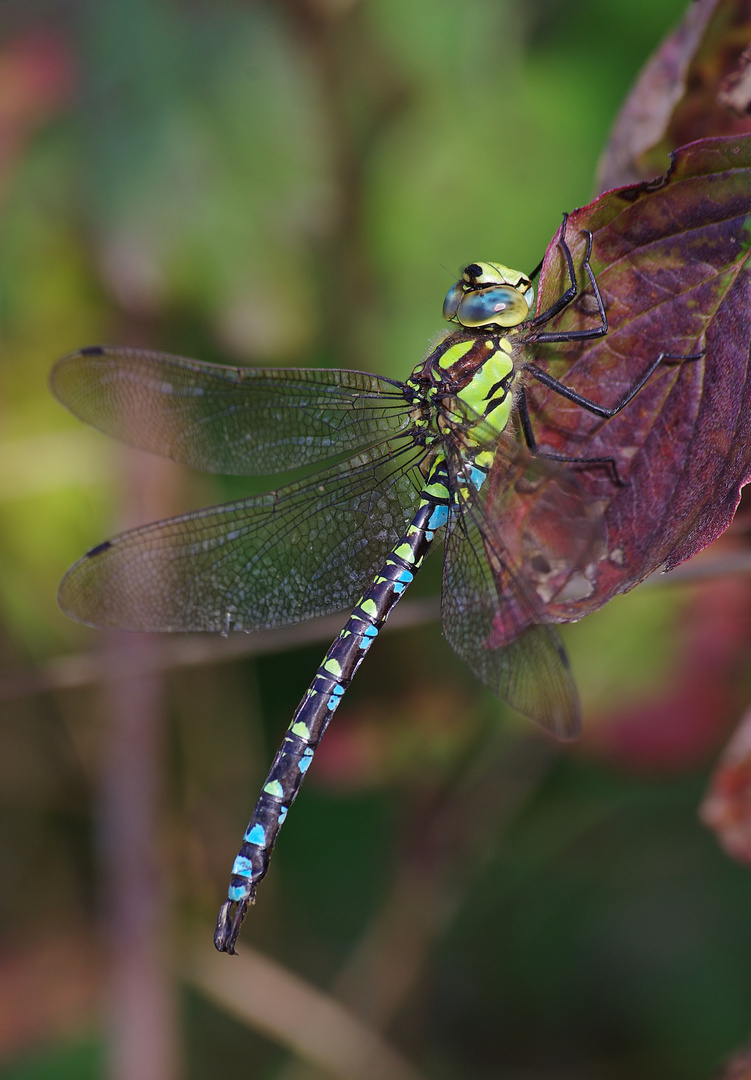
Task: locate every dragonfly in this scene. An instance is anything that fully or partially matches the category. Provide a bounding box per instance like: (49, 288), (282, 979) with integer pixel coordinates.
(51, 215), (668, 954)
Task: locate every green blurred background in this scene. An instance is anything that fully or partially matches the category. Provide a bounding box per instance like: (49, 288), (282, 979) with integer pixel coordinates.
(3, 1), (751, 1078)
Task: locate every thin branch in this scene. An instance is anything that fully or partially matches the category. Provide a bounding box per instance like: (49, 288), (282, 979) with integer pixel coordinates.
(0, 598), (440, 702)
(182, 936), (427, 1080)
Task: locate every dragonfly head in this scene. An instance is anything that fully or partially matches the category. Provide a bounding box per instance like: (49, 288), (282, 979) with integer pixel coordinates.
(443, 261), (534, 330)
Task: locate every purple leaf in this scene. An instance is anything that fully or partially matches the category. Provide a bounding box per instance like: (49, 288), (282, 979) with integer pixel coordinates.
(488, 135), (751, 642)
(597, 0), (751, 192)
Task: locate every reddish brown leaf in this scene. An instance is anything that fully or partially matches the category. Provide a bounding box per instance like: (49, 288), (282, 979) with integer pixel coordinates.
(0, 33), (75, 198)
(716, 1041), (751, 1079)
(582, 567), (751, 773)
(701, 705), (751, 862)
(597, 0), (751, 192)
(487, 135), (751, 642)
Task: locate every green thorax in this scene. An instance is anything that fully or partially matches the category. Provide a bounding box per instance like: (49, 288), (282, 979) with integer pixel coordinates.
(408, 259), (535, 447)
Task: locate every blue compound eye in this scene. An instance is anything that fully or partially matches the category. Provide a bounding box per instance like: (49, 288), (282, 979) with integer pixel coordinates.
(456, 285), (530, 328)
(442, 281), (465, 322)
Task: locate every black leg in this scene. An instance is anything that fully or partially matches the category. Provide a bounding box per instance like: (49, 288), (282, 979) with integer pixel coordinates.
(520, 214), (703, 478)
(527, 350), (704, 420)
(517, 388), (623, 486)
(528, 214), (608, 343)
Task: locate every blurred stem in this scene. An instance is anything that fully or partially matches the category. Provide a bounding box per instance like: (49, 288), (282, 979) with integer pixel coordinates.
(184, 940), (426, 1080)
(277, 0), (410, 369)
(100, 636), (177, 1080)
(98, 446), (180, 1080)
(0, 599), (441, 702)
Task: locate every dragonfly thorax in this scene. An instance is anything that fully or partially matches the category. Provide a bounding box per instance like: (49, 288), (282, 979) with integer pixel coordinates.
(411, 331), (516, 443)
(443, 261), (534, 330)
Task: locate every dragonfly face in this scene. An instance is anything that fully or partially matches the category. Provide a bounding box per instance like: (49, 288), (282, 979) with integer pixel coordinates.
(442, 261), (535, 329)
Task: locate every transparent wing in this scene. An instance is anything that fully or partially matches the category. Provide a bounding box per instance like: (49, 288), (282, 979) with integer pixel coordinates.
(442, 510), (581, 739)
(477, 428), (605, 647)
(51, 346), (411, 476)
(59, 438), (425, 632)
(439, 423), (604, 738)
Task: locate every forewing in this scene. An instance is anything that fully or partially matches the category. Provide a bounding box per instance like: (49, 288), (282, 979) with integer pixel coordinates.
(51, 346), (410, 475)
(59, 440), (424, 632)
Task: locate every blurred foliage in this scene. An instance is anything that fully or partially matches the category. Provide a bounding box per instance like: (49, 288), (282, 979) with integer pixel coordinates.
(3, 1), (751, 1079)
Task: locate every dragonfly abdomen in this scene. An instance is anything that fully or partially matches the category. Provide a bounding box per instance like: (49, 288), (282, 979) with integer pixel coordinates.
(214, 458), (450, 953)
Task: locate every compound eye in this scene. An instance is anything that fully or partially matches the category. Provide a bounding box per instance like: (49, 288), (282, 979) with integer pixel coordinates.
(442, 281), (465, 322)
(456, 285), (530, 328)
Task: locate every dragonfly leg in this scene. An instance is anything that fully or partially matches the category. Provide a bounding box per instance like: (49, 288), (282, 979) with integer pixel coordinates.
(526, 350), (704, 421)
(529, 214), (608, 343)
(517, 387), (623, 486)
